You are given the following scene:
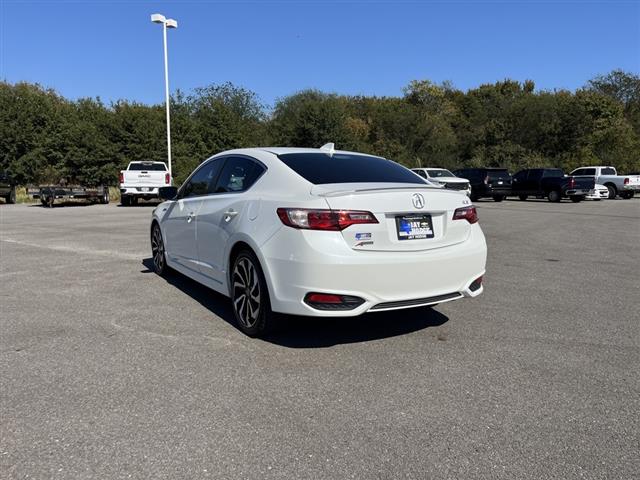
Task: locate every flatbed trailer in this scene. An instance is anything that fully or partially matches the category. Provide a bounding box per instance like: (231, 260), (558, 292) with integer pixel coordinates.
(28, 185), (110, 208)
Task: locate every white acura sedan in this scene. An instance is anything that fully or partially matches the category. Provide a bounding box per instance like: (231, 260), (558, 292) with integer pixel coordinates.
(151, 145), (487, 336)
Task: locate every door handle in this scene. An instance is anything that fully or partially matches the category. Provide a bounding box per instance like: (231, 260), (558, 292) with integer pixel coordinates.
(223, 209), (238, 222)
(186, 212), (195, 223)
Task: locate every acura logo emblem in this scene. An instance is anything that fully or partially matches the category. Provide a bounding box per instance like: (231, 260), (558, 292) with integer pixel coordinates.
(412, 193), (425, 209)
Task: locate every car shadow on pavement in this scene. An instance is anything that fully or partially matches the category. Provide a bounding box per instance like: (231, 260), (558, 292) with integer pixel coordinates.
(141, 258), (449, 348)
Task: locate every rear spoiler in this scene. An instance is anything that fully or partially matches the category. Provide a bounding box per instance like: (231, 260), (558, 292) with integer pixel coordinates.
(311, 183), (442, 197)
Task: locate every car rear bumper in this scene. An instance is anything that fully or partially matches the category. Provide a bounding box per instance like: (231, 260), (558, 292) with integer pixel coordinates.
(120, 187), (160, 197)
(259, 224), (487, 317)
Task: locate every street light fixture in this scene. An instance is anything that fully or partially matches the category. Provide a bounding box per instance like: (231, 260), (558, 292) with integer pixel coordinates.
(150, 13), (178, 182)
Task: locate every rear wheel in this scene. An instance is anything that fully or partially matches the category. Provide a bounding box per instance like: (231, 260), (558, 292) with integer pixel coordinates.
(606, 184), (617, 199)
(547, 190), (561, 203)
(151, 223), (169, 276)
(570, 196), (583, 203)
(7, 187), (16, 204)
(121, 196), (130, 206)
(101, 189), (110, 204)
(231, 250), (272, 337)
(492, 194), (505, 202)
(621, 191), (634, 199)
(518, 194), (528, 201)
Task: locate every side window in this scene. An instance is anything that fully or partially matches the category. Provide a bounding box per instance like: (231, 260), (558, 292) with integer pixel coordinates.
(513, 170), (527, 182)
(413, 170), (428, 179)
(528, 170), (543, 182)
(213, 157), (265, 194)
(182, 160), (224, 198)
(583, 168), (596, 176)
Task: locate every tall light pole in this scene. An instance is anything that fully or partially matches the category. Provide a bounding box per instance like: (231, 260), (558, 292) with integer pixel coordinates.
(151, 13), (178, 182)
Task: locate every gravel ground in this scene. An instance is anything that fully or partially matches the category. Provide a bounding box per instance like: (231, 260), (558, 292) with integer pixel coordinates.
(1, 197), (638, 479)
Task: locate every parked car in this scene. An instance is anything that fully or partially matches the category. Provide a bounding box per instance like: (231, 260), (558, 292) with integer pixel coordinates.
(0, 171), (17, 204)
(150, 145), (487, 337)
(510, 168), (595, 203)
(119, 161), (170, 206)
(568, 166), (640, 199)
(411, 168), (471, 196)
(452, 168), (512, 202)
(585, 184), (609, 201)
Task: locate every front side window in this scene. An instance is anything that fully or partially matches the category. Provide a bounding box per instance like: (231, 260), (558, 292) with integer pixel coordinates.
(213, 157), (265, 193)
(182, 160), (224, 198)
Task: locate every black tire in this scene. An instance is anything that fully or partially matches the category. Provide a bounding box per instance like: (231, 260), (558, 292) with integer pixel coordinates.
(493, 194), (505, 202)
(151, 223), (169, 276)
(230, 249), (273, 337)
(121, 196), (130, 207)
(6, 187), (16, 204)
(518, 194), (528, 201)
(570, 196), (583, 203)
(606, 184), (617, 199)
(547, 190), (561, 203)
(101, 189), (110, 204)
(131, 196), (139, 206)
(46, 195), (54, 208)
(621, 191), (634, 199)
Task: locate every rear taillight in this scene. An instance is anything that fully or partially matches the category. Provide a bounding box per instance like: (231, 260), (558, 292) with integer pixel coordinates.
(453, 206), (478, 224)
(165, 173), (171, 184)
(277, 208), (378, 231)
(119, 172), (124, 184)
(624, 177), (629, 185)
(304, 292), (365, 311)
(567, 177), (576, 189)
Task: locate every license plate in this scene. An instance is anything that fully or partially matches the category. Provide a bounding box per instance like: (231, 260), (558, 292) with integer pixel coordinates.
(396, 214), (434, 240)
(497, 181), (503, 184)
(141, 187), (150, 192)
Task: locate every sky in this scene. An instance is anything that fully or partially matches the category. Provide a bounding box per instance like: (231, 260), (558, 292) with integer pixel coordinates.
(1, 0), (639, 107)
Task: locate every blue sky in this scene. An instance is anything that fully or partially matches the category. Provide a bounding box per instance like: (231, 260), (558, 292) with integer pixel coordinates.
(1, 1), (638, 107)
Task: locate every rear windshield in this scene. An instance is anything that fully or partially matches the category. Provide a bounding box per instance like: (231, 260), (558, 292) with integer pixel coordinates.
(278, 153), (426, 185)
(128, 163), (166, 171)
(427, 169), (454, 178)
(487, 169), (511, 180)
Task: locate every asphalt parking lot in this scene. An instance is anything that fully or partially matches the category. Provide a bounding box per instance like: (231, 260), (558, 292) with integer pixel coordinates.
(1, 198), (639, 479)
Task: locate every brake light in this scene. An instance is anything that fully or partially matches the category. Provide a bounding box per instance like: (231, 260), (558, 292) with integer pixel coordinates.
(624, 177), (629, 185)
(277, 208), (378, 231)
(119, 172), (124, 184)
(453, 206), (478, 224)
(165, 173), (171, 184)
(567, 177), (576, 189)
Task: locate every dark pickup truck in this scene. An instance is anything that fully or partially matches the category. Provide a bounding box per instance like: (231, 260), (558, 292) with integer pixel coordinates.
(0, 171), (17, 204)
(452, 167), (512, 202)
(511, 168), (595, 202)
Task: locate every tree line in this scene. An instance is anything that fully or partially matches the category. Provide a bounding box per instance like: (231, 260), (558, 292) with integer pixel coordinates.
(1, 69), (638, 186)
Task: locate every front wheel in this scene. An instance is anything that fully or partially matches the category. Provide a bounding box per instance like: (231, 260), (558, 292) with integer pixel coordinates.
(231, 250), (273, 337)
(151, 223), (169, 276)
(493, 194), (505, 202)
(7, 187), (16, 204)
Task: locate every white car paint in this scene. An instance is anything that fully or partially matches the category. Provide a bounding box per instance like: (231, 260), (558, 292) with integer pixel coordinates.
(411, 168), (471, 196)
(151, 147), (487, 331)
(585, 184), (609, 200)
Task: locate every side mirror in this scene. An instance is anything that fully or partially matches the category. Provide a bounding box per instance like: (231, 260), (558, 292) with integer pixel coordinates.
(158, 186), (178, 201)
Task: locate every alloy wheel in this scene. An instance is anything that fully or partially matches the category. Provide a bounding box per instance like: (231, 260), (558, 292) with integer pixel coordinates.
(232, 257), (261, 329)
(151, 225), (165, 273)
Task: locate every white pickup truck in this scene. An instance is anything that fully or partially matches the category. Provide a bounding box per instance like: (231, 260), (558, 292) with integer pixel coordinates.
(119, 161), (170, 206)
(569, 166), (640, 199)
